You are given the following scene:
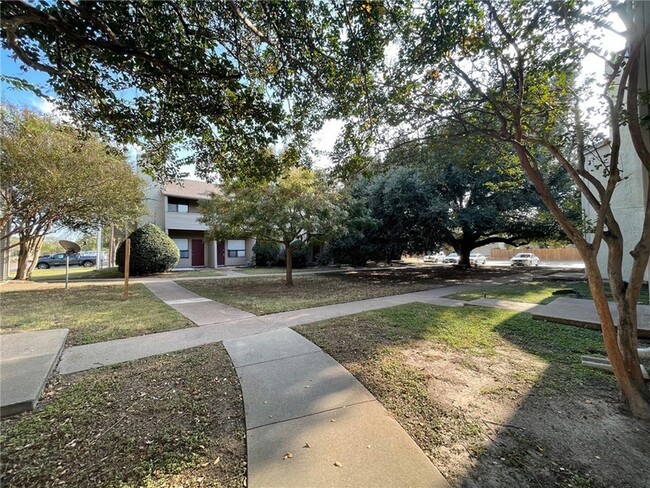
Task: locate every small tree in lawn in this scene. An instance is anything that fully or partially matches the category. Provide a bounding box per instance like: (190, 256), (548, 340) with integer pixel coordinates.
(200, 167), (346, 286)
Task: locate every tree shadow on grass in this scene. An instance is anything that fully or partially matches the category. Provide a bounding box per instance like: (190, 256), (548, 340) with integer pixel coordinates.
(297, 303), (650, 488)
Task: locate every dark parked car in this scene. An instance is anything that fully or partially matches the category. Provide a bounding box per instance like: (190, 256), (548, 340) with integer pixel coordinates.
(36, 253), (96, 269)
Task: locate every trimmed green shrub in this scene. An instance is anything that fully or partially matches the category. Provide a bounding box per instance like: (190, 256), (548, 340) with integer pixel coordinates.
(253, 241), (281, 267)
(116, 224), (179, 275)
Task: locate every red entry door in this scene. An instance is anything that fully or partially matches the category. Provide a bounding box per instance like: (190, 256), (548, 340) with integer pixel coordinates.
(191, 239), (205, 267)
(217, 241), (225, 266)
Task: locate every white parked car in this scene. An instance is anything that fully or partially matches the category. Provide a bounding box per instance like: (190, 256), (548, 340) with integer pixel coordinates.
(510, 253), (540, 266)
(443, 253), (460, 264)
(470, 253), (487, 266)
(424, 252), (445, 263)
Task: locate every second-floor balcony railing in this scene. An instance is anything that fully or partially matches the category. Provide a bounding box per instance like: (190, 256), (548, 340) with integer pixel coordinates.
(165, 210), (208, 231)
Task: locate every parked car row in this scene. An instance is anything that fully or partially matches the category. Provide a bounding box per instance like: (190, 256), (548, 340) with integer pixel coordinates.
(424, 251), (541, 267)
(424, 252), (540, 266)
(423, 252), (446, 263)
(440, 253), (487, 265)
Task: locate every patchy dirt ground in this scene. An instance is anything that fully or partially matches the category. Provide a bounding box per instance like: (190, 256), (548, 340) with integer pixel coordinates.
(401, 345), (650, 488)
(298, 304), (650, 488)
(0, 344), (246, 487)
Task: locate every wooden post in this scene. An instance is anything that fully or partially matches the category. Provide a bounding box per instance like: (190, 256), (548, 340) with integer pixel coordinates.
(123, 238), (131, 300)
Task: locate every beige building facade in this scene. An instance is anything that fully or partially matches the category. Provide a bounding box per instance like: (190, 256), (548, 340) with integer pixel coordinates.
(141, 178), (255, 268)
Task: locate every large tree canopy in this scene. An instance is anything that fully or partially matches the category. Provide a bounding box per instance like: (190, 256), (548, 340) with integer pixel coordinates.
(1, 0), (396, 181)
(329, 136), (577, 266)
(358, 0), (650, 418)
(384, 136), (577, 265)
(0, 107), (145, 280)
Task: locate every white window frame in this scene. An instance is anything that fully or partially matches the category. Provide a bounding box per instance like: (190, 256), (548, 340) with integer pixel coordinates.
(227, 239), (246, 258)
(173, 238), (189, 259)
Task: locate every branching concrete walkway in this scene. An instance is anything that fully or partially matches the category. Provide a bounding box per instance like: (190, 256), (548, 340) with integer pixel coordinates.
(57, 284), (470, 374)
(57, 282), (464, 486)
(7, 273), (647, 486)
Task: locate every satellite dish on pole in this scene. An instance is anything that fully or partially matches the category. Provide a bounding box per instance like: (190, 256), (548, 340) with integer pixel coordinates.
(58, 240), (80, 290)
(59, 240), (81, 254)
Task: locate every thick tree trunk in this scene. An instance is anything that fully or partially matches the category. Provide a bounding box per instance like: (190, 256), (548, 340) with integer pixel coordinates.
(14, 239), (31, 280)
(457, 251), (471, 267)
(582, 257), (650, 419)
(457, 240), (474, 268)
(25, 235), (44, 279)
(285, 241), (293, 287)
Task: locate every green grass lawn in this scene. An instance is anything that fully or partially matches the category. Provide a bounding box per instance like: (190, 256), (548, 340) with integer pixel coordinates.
(0, 283), (194, 345)
(177, 272), (445, 315)
(0, 344), (246, 487)
(446, 281), (650, 305)
(296, 304), (633, 487)
(157, 269), (225, 279)
(16, 266), (225, 282)
(233, 266), (328, 275)
(298, 303), (610, 387)
(17, 266), (123, 282)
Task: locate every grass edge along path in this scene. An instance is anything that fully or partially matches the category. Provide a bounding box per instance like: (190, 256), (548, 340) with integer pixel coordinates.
(0, 283), (194, 345)
(295, 303), (642, 487)
(0, 343), (246, 488)
(176, 272), (451, 315)
(446, 281), (650, 305)
(15, 267), (225, 282)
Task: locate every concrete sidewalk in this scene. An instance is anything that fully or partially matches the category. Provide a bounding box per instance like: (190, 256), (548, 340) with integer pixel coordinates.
(532, 297), (650, 338)
(144, 281), (255, 325)
(224, 328), (449, 488)
(0, 329), (68, 416)
(57, 285), (470, 374)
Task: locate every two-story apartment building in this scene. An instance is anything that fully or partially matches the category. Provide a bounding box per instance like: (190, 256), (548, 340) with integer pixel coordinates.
(142, 178), (255, 268)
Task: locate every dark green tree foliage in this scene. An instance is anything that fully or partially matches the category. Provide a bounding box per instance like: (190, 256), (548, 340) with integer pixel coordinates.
(323, 193), (380, 266)
(387, 138), (576, 266)
(362, 166), (439, 261)
(252, 241), (281, 267)
(331, 137), (577, 266)
(116, 224), (179, 276)
(1, 0), (398, 181)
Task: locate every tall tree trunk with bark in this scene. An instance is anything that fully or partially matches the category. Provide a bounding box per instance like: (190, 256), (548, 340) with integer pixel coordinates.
(14, 238), (32, 280)
(511, 143), (650, 420)
(457, 240), (475, 268)
(25, 234), (45, 279)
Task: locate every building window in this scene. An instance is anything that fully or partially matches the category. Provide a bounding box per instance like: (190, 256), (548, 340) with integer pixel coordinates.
(227, 239), (246, 258)
(167, 197), (189, 213)
(173, 238), (189, 259)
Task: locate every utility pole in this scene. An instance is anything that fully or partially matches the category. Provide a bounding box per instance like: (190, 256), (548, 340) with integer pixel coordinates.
(96, 226), (103, 269)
